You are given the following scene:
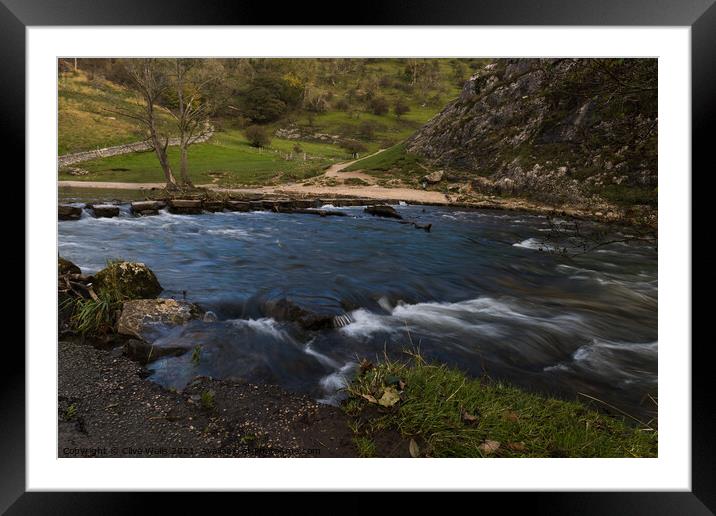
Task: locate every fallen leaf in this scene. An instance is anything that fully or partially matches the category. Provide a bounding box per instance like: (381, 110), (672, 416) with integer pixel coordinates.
(398, 379), (407, 391)
(409, 439), (420, 458)
(378, 387), (401, 407)
(461, 410), (479, 424)
(360, 393), (378, 404)
(478, 440), (501, 455)
(507, 441), (526, 452)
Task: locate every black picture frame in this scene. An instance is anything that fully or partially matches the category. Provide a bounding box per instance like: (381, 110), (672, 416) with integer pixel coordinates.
(5, 0), (708, 512)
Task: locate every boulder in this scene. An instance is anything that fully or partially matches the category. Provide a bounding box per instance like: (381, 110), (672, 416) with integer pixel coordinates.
(58, 256), (81, 276)
(203, 200), (225, 212)
(168, 199), (203, 214)
(364, 205), (403, 219)
(91, 204), (120, 218)
(123, 338), (189, 364)
(117, 298), (202, 339)
(225, 200), (250, 212)
(58, 204), (83, 221)
(131, 200), (165, 216)
(422, 170), (444, 184)
(93, 261), (163, 299)
(263, 298), (335, 331)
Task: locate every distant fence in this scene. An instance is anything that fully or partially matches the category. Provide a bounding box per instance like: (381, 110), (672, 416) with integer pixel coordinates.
(58, 127), (214, 167)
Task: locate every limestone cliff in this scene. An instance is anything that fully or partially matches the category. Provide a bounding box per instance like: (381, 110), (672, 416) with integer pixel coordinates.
(406, 59), (657, 207)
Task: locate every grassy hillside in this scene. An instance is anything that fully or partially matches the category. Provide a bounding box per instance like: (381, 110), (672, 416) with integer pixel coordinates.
(58, 70), (175, 155)
(58, 59), (478, 183)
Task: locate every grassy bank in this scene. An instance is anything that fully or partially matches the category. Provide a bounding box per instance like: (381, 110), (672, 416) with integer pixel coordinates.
(59, 130), (349, 186)
(344, 353), (657, 458)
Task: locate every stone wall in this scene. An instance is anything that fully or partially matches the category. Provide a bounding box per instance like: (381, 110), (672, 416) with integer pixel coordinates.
(58, 127), (214, 167)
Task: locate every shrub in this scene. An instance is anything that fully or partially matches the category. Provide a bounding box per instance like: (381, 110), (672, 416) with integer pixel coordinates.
(245, 125), (271, 148)
(394, 99), (411, 119)
(369, 95), (389, 116)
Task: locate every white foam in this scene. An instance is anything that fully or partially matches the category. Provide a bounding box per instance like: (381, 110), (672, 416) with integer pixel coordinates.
(304, 342), (342, 369)
(227, 317), (287, 340)
(339, 308), (396, 338)
(513, 238), (556, 251)
(205, 228), (251, 238)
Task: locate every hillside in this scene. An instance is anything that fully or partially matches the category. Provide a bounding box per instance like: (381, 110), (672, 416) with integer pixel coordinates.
(58, 70), (176, 155)
(58, 59), (480, 186)
(351, 59), (657, 211)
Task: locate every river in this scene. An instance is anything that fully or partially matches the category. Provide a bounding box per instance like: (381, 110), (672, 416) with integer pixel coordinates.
(58, 200), (658, 420)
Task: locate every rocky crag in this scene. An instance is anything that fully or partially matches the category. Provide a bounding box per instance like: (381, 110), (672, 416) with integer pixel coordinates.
(406, 59), (657, 212)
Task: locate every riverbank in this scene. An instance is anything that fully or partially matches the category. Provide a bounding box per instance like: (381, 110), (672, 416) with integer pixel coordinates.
(59, 339), (360, 457)
(58, 181), (656, 228)
(58, 338), (657, 458)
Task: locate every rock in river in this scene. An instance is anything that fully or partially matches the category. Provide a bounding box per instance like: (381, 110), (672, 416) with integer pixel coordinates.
(117, 298), (202, 340)
(91, 204), (120, 218)
(58, 204), (83, 221)
(131, 200), (165, 216)
(93, 261), (163, 299)
(168, 199), (203, 215)
(364, 205), (403, 219)
(263, 298), (335, 331)
(123, 337), (189, 365)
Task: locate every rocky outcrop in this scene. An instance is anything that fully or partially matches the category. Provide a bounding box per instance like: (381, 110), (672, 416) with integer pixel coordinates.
(422, 170), (444, 184)
(93, 261), (163, 299)
(58, 205), (83, 221)
(117, 298), (202, 340)
(365, 205), (402, 219)
(406, 59), (657, 207)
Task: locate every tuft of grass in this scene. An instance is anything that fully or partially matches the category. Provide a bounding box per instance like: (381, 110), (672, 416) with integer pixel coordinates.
(353, 436), (377, 458)
(65, 403), (78, 420)
(191, 345), (202, 366)
(345, 353), (657, 458)
(200, 390), (215, 410)
(69, 289), (121, 335)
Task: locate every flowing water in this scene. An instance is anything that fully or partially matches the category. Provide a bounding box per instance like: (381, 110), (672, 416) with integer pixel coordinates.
(58, 201), (658, 419)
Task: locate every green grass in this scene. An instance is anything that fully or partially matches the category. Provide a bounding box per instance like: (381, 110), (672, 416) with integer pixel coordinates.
(599, 184), (658, 207)
(353, 436), (377, 458)
(59, 130), (350, 186)
(344, 142), (426, 183)
(66, 289), (121, 336)
(58, 70), (176, 155)
(345, 353), (657, 458)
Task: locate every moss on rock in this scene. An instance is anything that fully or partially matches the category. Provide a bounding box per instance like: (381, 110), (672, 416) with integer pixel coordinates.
(93, 261), (163, 299)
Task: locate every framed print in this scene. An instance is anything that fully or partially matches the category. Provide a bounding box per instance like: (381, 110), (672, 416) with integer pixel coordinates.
(5, 0), (709, 511)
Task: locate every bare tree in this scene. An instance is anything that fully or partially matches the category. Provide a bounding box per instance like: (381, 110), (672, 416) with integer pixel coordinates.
(170, 59), (218, 187)
(107, 59), (178, 189)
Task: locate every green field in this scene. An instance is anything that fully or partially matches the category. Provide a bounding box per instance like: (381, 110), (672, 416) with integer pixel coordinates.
(59, 130), (351, 186)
